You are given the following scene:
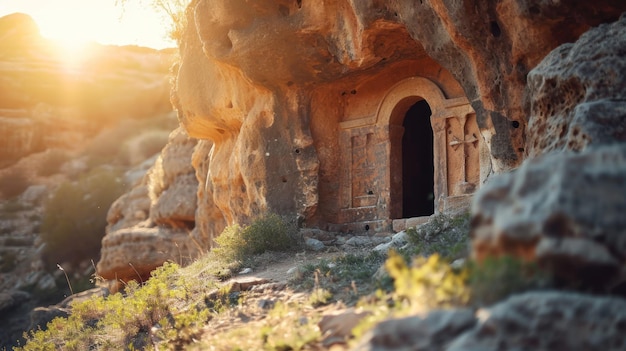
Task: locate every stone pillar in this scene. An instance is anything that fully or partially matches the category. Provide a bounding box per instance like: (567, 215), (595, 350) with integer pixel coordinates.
(387, 124), (405, 219)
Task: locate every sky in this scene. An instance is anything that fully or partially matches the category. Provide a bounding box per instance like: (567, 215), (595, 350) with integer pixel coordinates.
(0, 0), (175, 49)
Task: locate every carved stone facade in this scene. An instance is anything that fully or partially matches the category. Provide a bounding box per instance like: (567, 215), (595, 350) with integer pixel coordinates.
(309, 61), (489, 233)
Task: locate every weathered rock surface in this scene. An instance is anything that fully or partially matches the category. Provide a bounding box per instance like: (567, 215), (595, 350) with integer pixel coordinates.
(526, 13), (626, 157)
(471, 144), (626, 290)
(353, 309), (476, 351)
(447, 292), (626, 351)
(190, 139), (225, 249)
(472, 16), (626, 290)
(148, 128), (198, 228)
(355, 291), (626, 351)
(173, 0), (626, 239)
(97, 128), (200, 285)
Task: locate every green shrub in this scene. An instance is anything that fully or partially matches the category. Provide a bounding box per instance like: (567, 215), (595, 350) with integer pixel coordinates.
(36, 149), (70, 177)
(405, 212), (470, 260)
(212, 213), (299, 266)
(40, 167), (126, 267)
(17, 262), (215, 351)
(0, 168), (31, 199)
(385, 251), (469, 312)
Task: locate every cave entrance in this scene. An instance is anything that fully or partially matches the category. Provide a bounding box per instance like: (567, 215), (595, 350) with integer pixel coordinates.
(401, 99), (434, 217)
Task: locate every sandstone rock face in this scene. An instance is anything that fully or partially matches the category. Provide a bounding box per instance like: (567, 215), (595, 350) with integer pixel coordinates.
(526, 14), (626, 157)
(471, 144), (626, 290)
(173, 0), (626, 237)
(148, 128), (198, 228)
(97, 128), (200, 284)
(190, 139), (226, 248)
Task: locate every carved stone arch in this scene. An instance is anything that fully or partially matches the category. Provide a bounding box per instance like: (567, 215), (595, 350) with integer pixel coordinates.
(374, 77), (480, 226)
(335, 76), (483, 233)
(375, 77), (447, 128)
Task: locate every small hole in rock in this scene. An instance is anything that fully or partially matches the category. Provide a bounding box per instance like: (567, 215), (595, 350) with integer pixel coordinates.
(511, 121), (520, 129)
(490, 21), (501, 37)
(518, 148), (524, 152)
(364, 225), (370, 231)
(294, 148), (301, 154)
(350, 89), (357, 94)
(281, 177), (287, 183)
(367, 190), (374, 195)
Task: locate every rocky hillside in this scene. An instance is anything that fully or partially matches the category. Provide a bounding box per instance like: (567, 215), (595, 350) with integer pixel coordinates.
(0, 12), (174, 168)
(0, 12), (179, 348)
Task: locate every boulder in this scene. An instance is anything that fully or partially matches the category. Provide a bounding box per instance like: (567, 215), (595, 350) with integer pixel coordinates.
(472, 16), (626, 291)
(97, 128), (200, 285)
(106, 181), (151, 233)
(447, 291), (626, 351)
(148, 128), (198, 228)
(97, 227), (198, 284)
(471, 144), (626, 290)
(353, 309), (476, 351)
(354, 291), (626, 351)
(526, 13), (626, 157)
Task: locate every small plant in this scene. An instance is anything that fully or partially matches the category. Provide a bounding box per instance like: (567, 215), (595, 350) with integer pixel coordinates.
(17, 261), (216, 351)
(212, 213), (299, 268)
(308, 288), (333, 307)
(385, 251), (469, 312)
(405, 212), (470, 260)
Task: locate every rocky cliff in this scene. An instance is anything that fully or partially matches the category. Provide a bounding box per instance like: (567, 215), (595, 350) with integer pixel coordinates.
(96, 0), (626, 284)
(169, 0), (626, 242)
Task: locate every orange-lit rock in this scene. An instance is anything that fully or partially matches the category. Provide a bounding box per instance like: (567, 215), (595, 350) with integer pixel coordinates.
(97, 128), (199, 285)
(173, 0), (625, 242)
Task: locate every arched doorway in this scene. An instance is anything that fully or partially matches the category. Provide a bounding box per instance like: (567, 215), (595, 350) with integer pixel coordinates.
(402, 100), (434, 217)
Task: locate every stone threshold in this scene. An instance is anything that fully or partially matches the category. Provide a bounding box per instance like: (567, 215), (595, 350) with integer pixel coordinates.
(392, 216), (432, 232)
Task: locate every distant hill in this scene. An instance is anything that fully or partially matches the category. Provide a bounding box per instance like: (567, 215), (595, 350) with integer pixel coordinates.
(0, 12), (176, 168)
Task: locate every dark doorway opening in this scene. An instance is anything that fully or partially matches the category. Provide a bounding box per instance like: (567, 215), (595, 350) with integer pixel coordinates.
(402, 99), (434, 217)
